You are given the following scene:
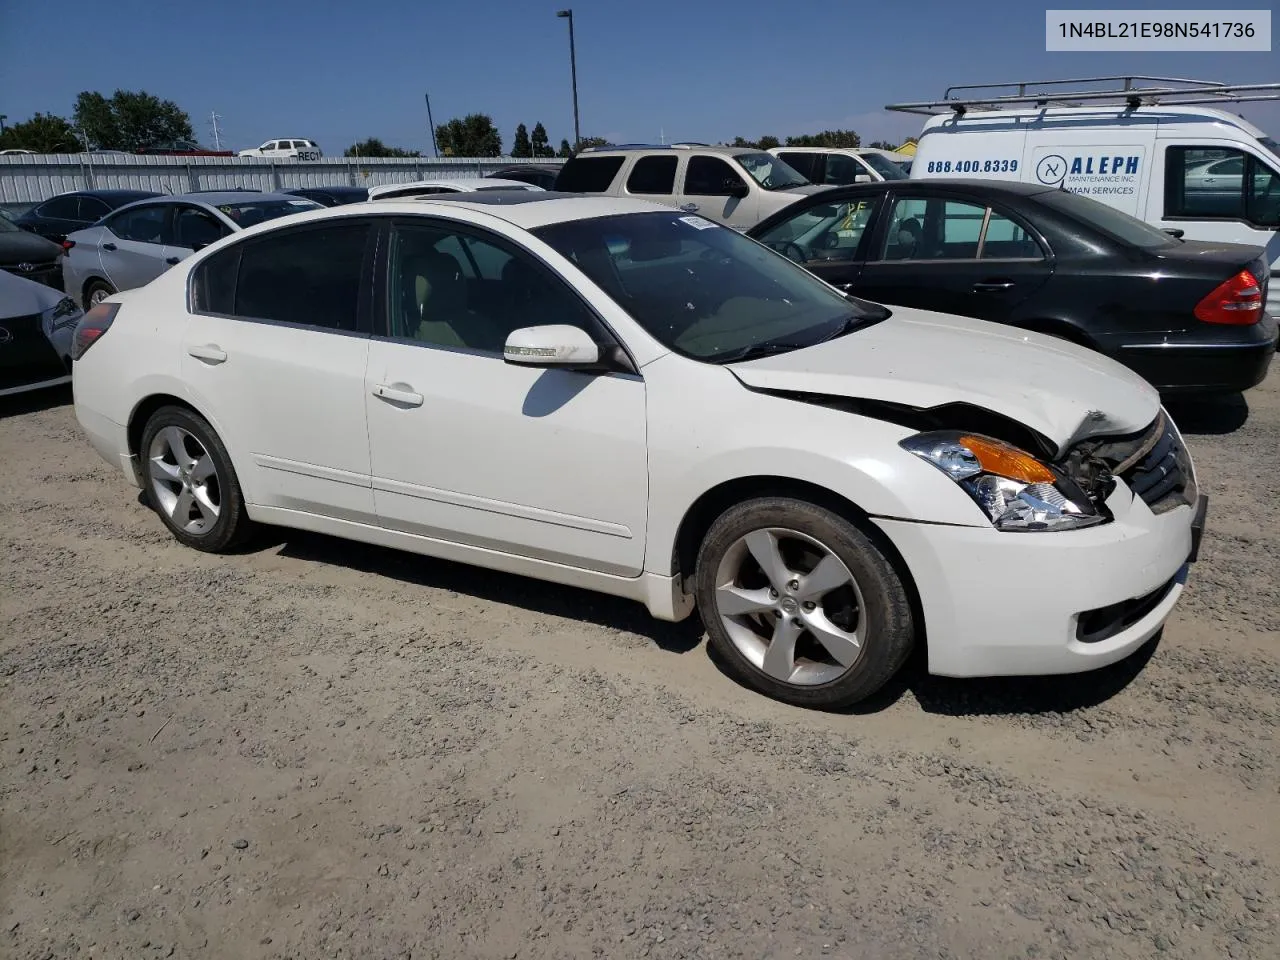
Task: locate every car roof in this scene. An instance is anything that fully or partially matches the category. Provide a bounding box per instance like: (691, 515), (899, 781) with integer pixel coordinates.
(800, 178), (1058, 199)
(352, 194), (672, 229)
(289, 185), (366, 194)
(575, 144), (762, 158)
(170, 191), (305, 205)
(75, 189), (163, 199)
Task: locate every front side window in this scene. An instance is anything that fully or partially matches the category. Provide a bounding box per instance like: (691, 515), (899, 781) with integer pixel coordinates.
(823, 154), (865, 185)
(1164, 146), (1280, 225)
(197, 222), (370, 331)
(108, 205), (170, 244)
(626, 155), (678, 195)
(734, 152), (809, 190)
(533, 211), (879, 363)
(859, 153), (908, 180)
(387, 222), (598, 353)
(684, 156), (747, 196)
(755, 198), (879, 263)
(775, 152), (821, 181)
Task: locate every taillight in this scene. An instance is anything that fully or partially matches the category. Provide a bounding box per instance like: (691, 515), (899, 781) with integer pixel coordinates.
(1194, 269), (1264, 325)
(61, 239), (75, 252)
(72, 302), (120, 360)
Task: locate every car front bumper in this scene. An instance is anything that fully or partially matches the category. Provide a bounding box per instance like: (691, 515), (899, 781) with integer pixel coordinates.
(874, 486), (1198, 678)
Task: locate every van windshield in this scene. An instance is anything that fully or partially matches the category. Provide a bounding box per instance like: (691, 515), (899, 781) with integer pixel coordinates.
(1260, 137), (1280, 165)
(1034, 189), (1178, 249)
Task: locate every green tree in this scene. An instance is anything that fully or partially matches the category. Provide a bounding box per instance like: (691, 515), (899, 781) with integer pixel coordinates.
(435, 114), (502, 157)
(511, 123), (532, 158)
(343, 137), (421, 158)
(557, 138), (572, 158)
(867, 140), (898, 151)
(0, 112), (81, 153)
(757, 134), (780, 150)
(73, 89), (193, 151)
(576, 136), (609, 150)
(784, 129), (860, 148)
(530, 122), (552, 158)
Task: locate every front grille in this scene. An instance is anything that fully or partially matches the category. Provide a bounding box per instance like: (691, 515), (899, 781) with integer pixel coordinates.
(1062, 411), (1195, 515)
(1115, 413), (1195, 514)
(1, 260), (62, 289)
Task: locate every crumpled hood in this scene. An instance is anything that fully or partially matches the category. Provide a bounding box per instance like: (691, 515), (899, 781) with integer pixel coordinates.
(729, 308), (1161, 455)
(0, 268), (65, 317)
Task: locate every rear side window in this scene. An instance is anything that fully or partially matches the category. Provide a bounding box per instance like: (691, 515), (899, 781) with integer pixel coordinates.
(684, 156), (746, 195)
(777, 152), (821, 180)
(554, 156), (625, 192)
(36, 195), (82, 220)
(625, 156), (678, 195)
(108, 205), (170, 244)
(195, 222), (371, 331)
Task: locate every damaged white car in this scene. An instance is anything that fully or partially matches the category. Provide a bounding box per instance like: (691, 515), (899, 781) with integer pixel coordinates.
(71, 195), (1205, 709)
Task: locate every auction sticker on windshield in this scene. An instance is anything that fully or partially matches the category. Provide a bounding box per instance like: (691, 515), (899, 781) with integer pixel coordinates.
(679, 215), (718, 230)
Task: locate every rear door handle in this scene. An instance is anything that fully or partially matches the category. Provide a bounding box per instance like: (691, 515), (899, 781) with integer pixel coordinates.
(102, 242), (117, 251)
(187, 344), (227, 364)
(973, 280), (1015, 292)
(165, 256), (181, 265)
(372, 383), (424, 407)
(680, 203), (699, 213)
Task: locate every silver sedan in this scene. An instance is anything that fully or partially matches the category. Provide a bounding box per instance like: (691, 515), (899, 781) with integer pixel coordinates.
(62, 192), (323, 308)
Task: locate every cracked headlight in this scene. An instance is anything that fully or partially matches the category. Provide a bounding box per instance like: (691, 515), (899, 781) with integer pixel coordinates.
(901, 432), (1104, 532)
(47, 296), (82, 331)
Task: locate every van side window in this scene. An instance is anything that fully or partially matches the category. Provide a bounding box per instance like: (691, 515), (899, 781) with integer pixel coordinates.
(1163, 147), (1280, 225)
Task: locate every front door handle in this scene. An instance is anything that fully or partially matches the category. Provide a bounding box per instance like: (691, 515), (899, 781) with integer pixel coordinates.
(973, 280), (1015, 292)
(165, 256), (181, 265)
(680, 203), (699, 213)
(372, 383), (424, 407)
(102, 242), (117, 251)
(187, 343), (227, 364)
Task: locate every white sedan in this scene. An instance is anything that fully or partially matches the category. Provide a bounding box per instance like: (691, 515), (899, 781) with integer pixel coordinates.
(70, 195), (1203, 709)
(368, 178), (543, 200)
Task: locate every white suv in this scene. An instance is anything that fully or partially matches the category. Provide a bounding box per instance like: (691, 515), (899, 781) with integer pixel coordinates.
(553, 144), (827, 229)
(238, 139), (323, 161)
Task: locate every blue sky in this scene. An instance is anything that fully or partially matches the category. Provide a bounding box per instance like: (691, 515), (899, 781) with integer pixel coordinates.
(1, 0), (1276, 154)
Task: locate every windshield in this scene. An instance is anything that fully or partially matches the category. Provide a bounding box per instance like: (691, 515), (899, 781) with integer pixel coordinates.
(860, 153), (908, 180)
(532, 211), (882, 363)
(214, 198), (322, 227)
(1034, 188), (1178, 249)
(734, 152), (810, 190)
(1261, 137), (1280, 164)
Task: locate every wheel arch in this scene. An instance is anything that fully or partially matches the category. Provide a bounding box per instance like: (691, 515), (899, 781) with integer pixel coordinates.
(81, 275), (114, 309)
(670, 475), (926, 653)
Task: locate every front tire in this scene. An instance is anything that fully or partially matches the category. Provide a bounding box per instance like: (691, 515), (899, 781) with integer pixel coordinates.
(139, 406), (251, 552)
(694, 497), (915, 710)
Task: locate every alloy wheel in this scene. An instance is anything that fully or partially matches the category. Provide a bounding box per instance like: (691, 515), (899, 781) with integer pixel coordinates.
(713, 527), (866, 686)
(147, 426), (221, 535)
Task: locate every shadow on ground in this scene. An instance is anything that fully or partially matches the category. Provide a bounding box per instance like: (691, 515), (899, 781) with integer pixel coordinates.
(264, 528), (1154, 717)
(0, 384), (71, 419)
(1164, 391), (1250, 435)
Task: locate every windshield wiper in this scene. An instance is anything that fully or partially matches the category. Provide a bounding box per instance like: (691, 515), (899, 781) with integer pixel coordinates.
(714, 340), (807, 364)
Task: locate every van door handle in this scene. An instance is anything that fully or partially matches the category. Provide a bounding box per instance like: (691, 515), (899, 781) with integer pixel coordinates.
(187, 344), (227, 364)
(372, 383), (424, 407)
(680, 203), (699, 213)
(102, 242), (117, 251)
(973, 280), (1015, 292)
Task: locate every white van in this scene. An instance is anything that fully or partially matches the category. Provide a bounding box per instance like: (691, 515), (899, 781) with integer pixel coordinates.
(892, 78), (1280, 312)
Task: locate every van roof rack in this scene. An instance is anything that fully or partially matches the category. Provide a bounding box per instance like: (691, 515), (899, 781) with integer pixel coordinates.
(885, 76), (1280, 116)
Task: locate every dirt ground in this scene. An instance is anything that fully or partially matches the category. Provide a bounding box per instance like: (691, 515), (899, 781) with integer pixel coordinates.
(2, 370), (1278, 960)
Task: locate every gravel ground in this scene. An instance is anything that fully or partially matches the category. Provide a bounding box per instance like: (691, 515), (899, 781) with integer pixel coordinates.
(2, 370), (1278, 960)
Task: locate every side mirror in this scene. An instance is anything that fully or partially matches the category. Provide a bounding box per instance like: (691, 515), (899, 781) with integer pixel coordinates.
(1163, 227), (1185, 239)
(725, 180), (749, 199)
(504, 324), (600, 369)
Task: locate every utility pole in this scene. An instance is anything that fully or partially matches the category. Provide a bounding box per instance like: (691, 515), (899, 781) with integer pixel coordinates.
(424, 93), (439, 157)
(556, 10), (581, 148)
(209, 111), (224, 151)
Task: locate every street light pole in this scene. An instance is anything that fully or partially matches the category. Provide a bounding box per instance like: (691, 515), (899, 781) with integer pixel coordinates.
(556, 9), (581, 149)
(424, 93), (439, 157)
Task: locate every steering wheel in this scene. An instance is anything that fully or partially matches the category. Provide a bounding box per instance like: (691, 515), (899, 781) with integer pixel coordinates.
(773, 241), (807, 263)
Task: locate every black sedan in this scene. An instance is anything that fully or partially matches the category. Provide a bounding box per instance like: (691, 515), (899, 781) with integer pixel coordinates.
(749, 180), (1276, 393)
(1, 209), (65, 290)
(281, 185), (369, 207)
(15, 189), (162, 243)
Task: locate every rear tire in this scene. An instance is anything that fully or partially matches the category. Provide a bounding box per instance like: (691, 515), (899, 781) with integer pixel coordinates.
(694, 497), (915, 710)
(84, 279), (115, 309)
(139, 406), (251, 552)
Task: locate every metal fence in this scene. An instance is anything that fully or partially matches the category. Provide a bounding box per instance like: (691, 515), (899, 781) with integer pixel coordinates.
(0, 154), (564, 212)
